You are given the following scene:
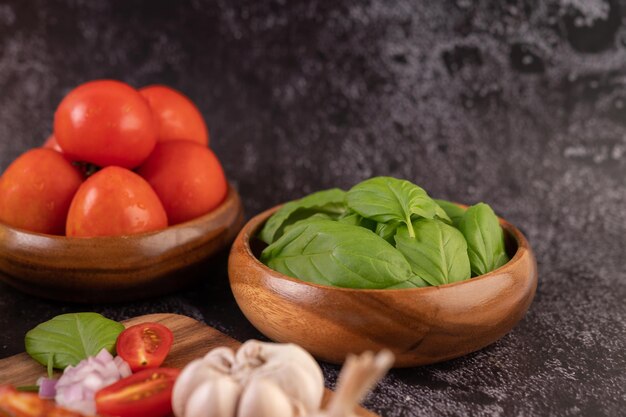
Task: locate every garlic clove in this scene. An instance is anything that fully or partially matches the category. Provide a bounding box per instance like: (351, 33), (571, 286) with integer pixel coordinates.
(237, 378), (294, 417)
(173, 359), (231, 417)
(233, 340), (265, 371)
(184, 375), (241, 417)
(172, 359), (201, 417)
(236, 341), (323, 386)
(247, 360), (324, 413)
(234, 341), (324, 413)
(202, 347), (237, 374)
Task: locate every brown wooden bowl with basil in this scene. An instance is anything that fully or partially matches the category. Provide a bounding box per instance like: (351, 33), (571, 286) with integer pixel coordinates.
(0, 184), (244, 303)
(228, 178), (538, 367)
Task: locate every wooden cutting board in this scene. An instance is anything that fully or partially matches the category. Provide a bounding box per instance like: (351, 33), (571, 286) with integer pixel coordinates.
(0, 313), (378, 417)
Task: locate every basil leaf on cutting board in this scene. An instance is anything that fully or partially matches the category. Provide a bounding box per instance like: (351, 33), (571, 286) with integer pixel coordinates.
(434, 199), (466, 227)
(258, 188), (347, 244)
(260, 219), (414, 289)
(25, 313), (125, 369)
(346, 177), (450, 238)
(458, 203), (510, 276)
(395, 219), (471, 286)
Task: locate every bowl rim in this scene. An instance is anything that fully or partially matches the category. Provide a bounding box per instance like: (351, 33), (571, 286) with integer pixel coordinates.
(0, 182), (240, 242)
(236, 202), (532, 294)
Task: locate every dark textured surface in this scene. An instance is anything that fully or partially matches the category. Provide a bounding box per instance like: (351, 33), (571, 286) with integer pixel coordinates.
(0, 1), (625, 416)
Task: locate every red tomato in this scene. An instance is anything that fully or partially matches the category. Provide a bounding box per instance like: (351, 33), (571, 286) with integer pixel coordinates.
(0, 149), (83, 235)
(139, 85), (209, 145)
(43, 134), (63, 153)
(95, 368), (179, 417)
(66, 166), (167, 237)
(138, 141), (227, 225)
(54, 80), (157, 168)
(117, 323), (174, 372)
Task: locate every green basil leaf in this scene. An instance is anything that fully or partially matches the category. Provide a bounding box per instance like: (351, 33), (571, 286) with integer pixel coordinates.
(434, 199), (466, 227)
(261, 219), (413, 289)
(337, 210), (376, 231)
(283, 213), (333, 235)
(346, 177), (450, 238)
(385, 280), (422, 289)
(25, 313), (125, 369)
(395, 219), (471, 286)
(259, 188), (347, 244)
(408, 274), (431, 287)
(458, 203), (510, 276)
(375, 221), (400, 244)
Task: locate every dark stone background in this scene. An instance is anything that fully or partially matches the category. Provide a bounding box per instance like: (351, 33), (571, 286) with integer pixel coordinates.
(0, 1), (625, 416)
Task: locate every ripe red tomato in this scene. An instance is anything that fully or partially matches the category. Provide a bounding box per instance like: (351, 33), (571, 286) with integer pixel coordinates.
(138, 141), (227, 225)
(95, 368), (179, 417)
(117, 323), (174, 373)
(43, 134), (63, 153)
(66, 166), (167, 237)
(139, 85), (209, 145)
(54, 80), (157, 168)
(0, 149), (83, 235)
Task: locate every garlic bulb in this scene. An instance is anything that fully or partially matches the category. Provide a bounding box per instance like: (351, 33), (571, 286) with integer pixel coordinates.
(172, 340), (324, 417)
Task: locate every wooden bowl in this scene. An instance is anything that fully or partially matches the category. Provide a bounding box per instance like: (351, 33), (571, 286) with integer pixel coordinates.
(0, 184), (244, 303)
(228, 205), (537, 368)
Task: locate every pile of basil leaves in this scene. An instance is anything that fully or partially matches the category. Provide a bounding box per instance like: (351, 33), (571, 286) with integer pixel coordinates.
(259, 177), (510, 289)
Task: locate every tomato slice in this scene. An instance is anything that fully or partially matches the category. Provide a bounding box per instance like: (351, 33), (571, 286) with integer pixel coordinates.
(95, 368), (179, 417)
(116, 323), (174, 372)
(0, 386), (87, 417)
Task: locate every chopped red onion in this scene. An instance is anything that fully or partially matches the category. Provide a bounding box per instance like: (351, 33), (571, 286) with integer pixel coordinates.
(36, 377), (58, 399)
(55, 349), (131, 415)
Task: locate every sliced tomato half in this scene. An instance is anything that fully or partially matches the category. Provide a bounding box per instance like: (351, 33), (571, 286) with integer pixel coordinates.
(116, 322), (174, 372)
(95, 368), (179, 417)
(0, 385), (87, 417)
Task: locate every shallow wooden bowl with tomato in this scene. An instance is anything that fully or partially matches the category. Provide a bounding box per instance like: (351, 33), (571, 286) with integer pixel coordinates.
(0, 184), (244, 303)
(228, 204), (537, 368)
